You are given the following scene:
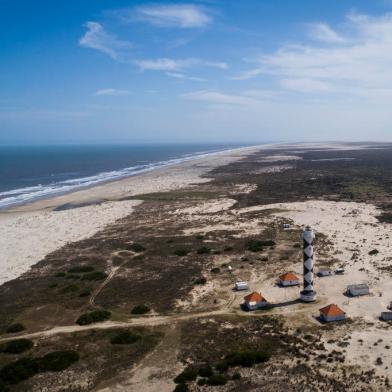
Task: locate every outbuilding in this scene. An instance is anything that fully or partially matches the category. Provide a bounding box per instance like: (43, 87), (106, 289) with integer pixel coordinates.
(319, 304), (346, 323)
(318, 268), (333, 277)
(235, 281), (249, 291)
(279, 272), (300, 287)
(243, 292), (269, 311)
(380, 312), (392, 321)
(346, 283), (370, 297)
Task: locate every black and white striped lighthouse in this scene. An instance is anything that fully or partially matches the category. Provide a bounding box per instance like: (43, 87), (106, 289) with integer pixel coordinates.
(300, 226), (317, 302)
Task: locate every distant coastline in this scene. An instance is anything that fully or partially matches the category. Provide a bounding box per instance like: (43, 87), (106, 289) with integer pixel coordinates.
(0, 144), (254, 210)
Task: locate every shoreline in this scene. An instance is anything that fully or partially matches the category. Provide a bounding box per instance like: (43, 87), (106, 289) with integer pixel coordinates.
(0, 144), (264, 285)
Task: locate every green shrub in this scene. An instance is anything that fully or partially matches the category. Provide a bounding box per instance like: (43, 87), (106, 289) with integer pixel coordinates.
(198, 365), (213, 378)
(111, 331), (141, 345)
(210, 267), (220, 274)
(213, 250), (221, 255)
(128, 243), (146, 253)
(247, 240), (276, 252)
(38, 350), (79, 372)
(60, 284), (79, 294)
(194, 277), (207, 285)
(0, 380), (9, 392)
(68, 266), (94, 274)
(79, 290), (91, 298)
(6, 323), (25, 334)
(196, 234), (204, 240)
(54, 272), (66, 278)
(0, 358), (39, 384)
(2, 339), (33, 354)
(369, 249), (379, 255)
(224, 246), (233, 252)
(197, 246), (210, 255)
(174, 368), (198, 384)
(215, 361), (229, 372)
(81, 271), (108, 281)
(247, 240), (264, 252)
(131, 305), (150, 315)
(197, 378), (207, 386)
(174, 249), (188, 257)
(76, 310), (111, 325)
(0, 351), (79, 386)
(225, 350), (271, 368)
(173, 383), (188, 392)
(232, 372), (241, 380)
(207, 374), (228, 386)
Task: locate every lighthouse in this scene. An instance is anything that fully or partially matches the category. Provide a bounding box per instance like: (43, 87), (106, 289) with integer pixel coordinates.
(300, 226), (317, 302)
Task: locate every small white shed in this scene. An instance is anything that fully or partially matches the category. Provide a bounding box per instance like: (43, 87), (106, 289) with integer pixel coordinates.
(235, 281), (249, 291)
(380, 312), (392, 321)
(279, 272), (300, 287)
(318, 268), (333, 277)
(319, 304), (346, 323)
(243, 292), (269, 311)
(347, 284), (369, 297)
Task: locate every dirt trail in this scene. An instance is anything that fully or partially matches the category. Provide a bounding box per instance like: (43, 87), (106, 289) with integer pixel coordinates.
(0, 302), (321, 343)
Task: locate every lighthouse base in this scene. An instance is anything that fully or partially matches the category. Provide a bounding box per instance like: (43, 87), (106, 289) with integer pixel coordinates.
(300, 290), (317, 302)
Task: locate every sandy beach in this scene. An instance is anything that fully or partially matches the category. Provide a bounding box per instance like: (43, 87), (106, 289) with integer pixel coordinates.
(0, 145), (262, 286)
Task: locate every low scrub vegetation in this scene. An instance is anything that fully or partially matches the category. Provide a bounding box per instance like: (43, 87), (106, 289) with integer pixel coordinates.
(0, 350), (79, 386)
(174, 249), (188, 257)
(128, 243), (146, 253)
(1, 339), (33, 354)
(76, 310), (111, 325)
(197, 246), (210, 255)
(80, 271), (108, 281)
(68, 265), (94, 274)
(110, 331), (141, 345)
(247, 239), (276, 252)
(194, 277), (207, 285)
(5, 323), (25, 334)
(131, 304), (150, 315)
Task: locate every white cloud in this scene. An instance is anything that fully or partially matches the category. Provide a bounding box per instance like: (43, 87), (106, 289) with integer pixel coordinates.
(280, 78), (333, 93)
(166, 72), (206, 82)
(231, 13), (392, 102)
(79, 21), (133, 60)
(94, 88), (131, 96)
(309, 23), (346, 43)
(135, 4), (211, 28)
(135, 58), (227, 72)
(181, 90), (260, 106)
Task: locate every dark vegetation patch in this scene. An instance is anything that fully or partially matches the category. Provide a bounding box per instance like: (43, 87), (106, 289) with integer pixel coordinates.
(110, 331), (141, 345)
(80, 271), (108, 281)
(197, 246), (211, 255)
(127, 243), (146, 253)
(131, 305), (151, 315)
(247, 239), (276, 252)
(1, 339), (33, 354)
(5, 324), (25, 334)
(76, 310), (111, 325)
(68, 266), (94, 274)
(0, 350), (79, 386)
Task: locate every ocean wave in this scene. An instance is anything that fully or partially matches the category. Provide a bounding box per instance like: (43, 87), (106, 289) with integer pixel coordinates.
(0, 147), (231, 209)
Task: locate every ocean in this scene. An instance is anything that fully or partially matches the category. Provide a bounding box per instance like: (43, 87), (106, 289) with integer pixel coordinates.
(0, 144), (245, 209)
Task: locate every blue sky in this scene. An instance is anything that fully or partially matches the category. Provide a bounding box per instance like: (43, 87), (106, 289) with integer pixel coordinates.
(1, 0), (392, 144)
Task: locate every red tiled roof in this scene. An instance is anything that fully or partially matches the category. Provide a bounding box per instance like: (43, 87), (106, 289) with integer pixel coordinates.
(319, 304), (345, 317)
(279, 272), (299, 281)
(244, 292), (267, 303)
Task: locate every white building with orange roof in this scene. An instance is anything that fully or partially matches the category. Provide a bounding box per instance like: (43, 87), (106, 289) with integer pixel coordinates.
(279, 272), (300, 287)
(319, 304), (346, 323)
(243, 292), (269, 311)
